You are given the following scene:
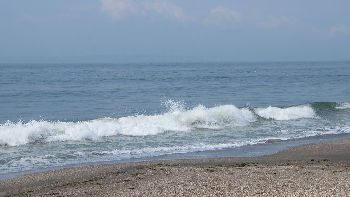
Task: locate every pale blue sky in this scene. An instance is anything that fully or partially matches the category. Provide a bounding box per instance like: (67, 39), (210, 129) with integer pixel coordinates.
(1, 0), (349, 62)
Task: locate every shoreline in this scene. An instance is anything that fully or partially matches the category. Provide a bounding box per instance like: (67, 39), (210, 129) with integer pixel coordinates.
(1, 138), (350, 196)
(2, 132), (349, 182)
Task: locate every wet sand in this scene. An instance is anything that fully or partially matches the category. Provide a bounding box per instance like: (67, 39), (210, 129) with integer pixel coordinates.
(1, 139), (350, 196)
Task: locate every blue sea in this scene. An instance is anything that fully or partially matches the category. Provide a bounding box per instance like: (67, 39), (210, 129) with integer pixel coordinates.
(1, 62), (350, 179)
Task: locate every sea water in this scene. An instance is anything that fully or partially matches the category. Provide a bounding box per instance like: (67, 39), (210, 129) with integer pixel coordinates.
(0, 62), (350, 178)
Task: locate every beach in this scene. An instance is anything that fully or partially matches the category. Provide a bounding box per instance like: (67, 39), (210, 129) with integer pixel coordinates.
(1, 138), (350, 196)
(1, 0), (350, 196)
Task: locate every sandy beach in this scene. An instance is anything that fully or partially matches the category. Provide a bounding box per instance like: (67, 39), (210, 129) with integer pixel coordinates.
(1, 139), (350, 196)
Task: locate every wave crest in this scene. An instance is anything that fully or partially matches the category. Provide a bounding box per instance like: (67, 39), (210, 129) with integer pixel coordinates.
(255, 105), (316, 120)
(0, 104), (255, 146)
(336, 102), (350, 109)
(0, 102), (323, 147)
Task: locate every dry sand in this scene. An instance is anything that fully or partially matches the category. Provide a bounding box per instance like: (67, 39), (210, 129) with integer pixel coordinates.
(1, 139), (350, 196)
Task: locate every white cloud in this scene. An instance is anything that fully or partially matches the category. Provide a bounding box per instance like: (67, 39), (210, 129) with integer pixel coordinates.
(330, 24), (350, 35)
(311, 25), (350, 37)
(149, 1), (185, 21)
(101, 0), (186, 21)
(203, 6), (241, 25)
(101, 0), (136, 19)
(259, 16), (296, 28)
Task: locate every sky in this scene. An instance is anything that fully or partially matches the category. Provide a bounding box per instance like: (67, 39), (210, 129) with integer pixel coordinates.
(0, 0), (349, 63)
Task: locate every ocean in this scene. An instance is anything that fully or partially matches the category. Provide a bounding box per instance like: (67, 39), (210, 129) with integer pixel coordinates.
(1, 61), (350, 179)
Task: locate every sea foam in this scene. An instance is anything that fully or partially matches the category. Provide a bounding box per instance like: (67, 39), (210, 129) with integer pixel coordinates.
(0, 104), (255, 146)
(336, 102), (350, 109)
(93, 141), (258, 158)
(0, 102), (320, 146)
(254, 105), (316, 120)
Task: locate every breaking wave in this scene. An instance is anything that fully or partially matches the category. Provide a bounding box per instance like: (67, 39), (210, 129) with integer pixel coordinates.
(0, 103), (255, 146)
(254, 105), (316, 120)
(0, 101), (330, 147)
(336, 102), (350, 109)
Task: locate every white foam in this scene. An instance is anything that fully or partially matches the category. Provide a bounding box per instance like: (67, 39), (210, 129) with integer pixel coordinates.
(336, 102), (350, 109)
(254, 105), (316, 120)
(93, 141), (257, 158)
(0, 120), (57, 146)
(0, 103), (256, 146)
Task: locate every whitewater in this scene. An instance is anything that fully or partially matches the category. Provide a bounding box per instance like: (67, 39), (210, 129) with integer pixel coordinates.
(1, 101), (350, 177)
(0, 103), (318, 147)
